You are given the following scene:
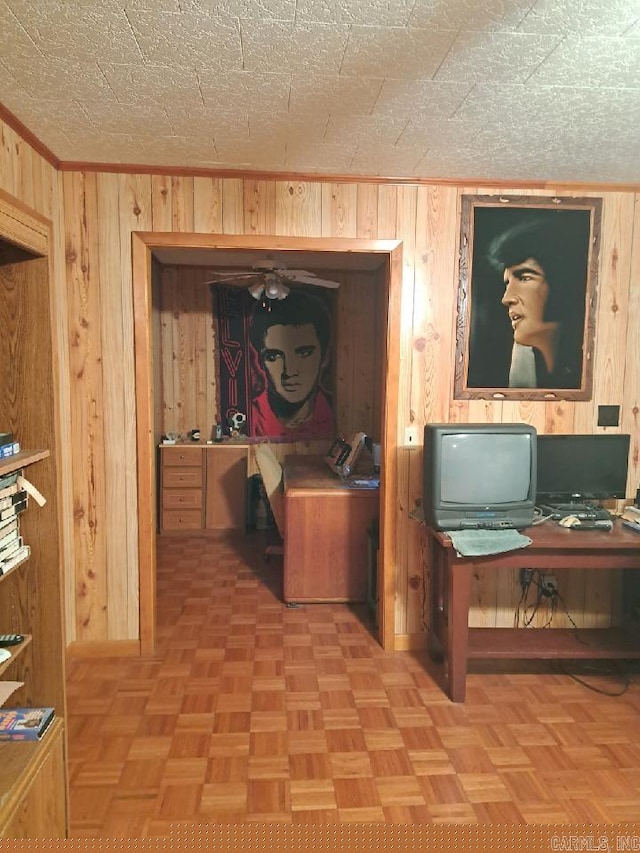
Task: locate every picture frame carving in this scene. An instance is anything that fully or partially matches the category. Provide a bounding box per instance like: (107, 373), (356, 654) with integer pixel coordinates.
(453, 195), (602, 401)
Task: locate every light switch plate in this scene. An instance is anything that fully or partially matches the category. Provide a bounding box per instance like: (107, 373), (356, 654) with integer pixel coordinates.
(405, 426), (419, 446)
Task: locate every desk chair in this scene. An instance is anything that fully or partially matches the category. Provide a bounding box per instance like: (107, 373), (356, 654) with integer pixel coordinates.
(254, 444), (285, 560)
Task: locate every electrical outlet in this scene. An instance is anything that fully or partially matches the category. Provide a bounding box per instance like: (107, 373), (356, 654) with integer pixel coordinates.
(541, 574), (558, 596)
(519, 568), (534, 591)
(405, 426), (419, 446)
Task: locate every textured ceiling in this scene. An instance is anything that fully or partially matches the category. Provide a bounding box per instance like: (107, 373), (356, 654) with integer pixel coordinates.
(1, 0), (639, 185)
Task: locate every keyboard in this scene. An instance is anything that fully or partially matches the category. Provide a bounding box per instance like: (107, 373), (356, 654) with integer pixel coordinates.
(537, 503), (612, 522)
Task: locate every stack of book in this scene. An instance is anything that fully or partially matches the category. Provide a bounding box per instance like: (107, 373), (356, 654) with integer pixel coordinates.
(0, 470), (30, 574)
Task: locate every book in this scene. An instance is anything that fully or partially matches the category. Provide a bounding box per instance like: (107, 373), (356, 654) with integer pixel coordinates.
(0, 535), (22, 563)
(0, 544), (30, 574)
(0, 489), (27, 512)
(0, 482), (19, 501)
(0, 513), (18, 533)
(0, 471), (19, 491)
(0, 707), (55, 741)
(0, 528), (20, 553)
(0, 498), (27, 521)
(0, 518), (18, 544)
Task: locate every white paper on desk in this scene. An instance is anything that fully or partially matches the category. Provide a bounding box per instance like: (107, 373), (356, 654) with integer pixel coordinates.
(0, 680), (24, 704)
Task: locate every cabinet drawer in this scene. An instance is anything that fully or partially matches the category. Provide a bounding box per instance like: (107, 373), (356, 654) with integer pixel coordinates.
(162, 446), (203, 467)
(163, 489), (202, 510)
(163, 468), (203, 489)
(162, 510), (203, 530)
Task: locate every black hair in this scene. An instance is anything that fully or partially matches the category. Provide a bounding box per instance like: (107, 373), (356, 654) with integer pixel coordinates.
(249, 288), (332, 357)
(486, 214), (590, 325)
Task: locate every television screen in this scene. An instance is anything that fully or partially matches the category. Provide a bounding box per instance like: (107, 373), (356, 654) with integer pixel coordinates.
(423, 423), (537, 531)
(537, 434), (630, 501)
(441, 434), (532, 504)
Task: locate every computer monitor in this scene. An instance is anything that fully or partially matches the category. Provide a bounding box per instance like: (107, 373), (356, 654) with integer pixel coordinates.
(536, 434), (630, 502)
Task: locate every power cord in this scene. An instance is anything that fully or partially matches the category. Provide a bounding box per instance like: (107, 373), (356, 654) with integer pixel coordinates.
(514, 568), (558, 628)
(515, 578), (633, 696)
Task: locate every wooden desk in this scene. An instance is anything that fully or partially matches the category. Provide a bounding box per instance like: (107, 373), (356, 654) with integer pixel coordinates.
(426, 522), (640, 702)
(283, 455), (379, 603)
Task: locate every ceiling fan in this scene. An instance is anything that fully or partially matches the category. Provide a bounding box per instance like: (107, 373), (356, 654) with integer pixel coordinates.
(205, 260), (341, 303)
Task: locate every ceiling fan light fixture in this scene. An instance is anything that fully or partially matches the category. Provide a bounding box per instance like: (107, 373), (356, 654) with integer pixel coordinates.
(248, 282), (265, 300)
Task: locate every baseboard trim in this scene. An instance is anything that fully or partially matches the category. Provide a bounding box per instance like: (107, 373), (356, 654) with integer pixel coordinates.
(394, 633), (429, 651)
(66, 640), (141, 661)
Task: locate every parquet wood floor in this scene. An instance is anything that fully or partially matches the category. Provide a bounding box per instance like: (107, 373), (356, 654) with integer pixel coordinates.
(66, 533), (640, 836)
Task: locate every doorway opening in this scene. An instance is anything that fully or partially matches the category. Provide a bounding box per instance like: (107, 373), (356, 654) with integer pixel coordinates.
(132, 234), (403, 655)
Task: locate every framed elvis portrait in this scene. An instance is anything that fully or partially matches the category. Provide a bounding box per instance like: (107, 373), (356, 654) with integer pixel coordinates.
(453, 195), (602, 401)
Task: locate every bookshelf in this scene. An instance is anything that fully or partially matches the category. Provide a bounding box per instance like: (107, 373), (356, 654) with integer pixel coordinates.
(0, 190), (68, 838)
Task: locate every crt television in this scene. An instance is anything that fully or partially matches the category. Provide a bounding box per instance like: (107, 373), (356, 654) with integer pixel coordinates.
(536, 433), (630, 502)
(423, 423), (537, 531)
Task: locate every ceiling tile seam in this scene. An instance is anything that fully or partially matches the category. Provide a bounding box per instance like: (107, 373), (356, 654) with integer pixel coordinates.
(430, 27), (463, 82)
(521, 33), (567, 86)
(620, 18), (640, 36)
(336, 23), (354, 77)
(513, 0), (541, 33)
(122, 8), (145, 65)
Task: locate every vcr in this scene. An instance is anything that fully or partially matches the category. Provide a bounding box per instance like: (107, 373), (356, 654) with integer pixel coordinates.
(537, 503), (611, 522)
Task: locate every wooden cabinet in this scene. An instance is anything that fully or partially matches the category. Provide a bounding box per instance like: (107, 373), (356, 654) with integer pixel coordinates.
(283, 456), (379, 603)
(159, 444), (248, 533)
(0, 191), (68, 837)
(160, 446), (204, 531)
(0, 719), (66, 838)
(205, 445), (247, 530)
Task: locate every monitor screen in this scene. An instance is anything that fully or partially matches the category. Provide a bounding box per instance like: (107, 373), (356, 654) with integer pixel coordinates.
(441, 433), (532, 504)
(536, 434), (630, 501)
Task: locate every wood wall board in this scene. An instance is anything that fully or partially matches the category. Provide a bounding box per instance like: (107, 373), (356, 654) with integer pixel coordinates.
(96, 172), (129, 640)
(159, 267), (178, 430)
(118, 173), (152, 641)
(193, 177), (223, 234)
(356, 183), (379, 240)
(392, 186), (418, 635)
(220, 178), (244, 233)
(321, 182), (358, 238)
(62, 170), (109, 642)
(593, 194), (635, 412)
(150, 174), (172, 232)
(243, 179), (276, 235)
(621, 195), (640, 498)
(275, 181), (322, 237)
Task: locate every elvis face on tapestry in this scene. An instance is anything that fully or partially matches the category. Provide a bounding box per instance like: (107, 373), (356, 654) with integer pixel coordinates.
(213, 285), (336, 440)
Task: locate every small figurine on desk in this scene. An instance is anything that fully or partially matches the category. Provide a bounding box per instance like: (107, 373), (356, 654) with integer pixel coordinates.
(227, 409), (247, 439)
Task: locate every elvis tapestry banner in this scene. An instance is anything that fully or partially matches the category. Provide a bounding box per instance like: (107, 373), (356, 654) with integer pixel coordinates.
(212, 284), (336, 441)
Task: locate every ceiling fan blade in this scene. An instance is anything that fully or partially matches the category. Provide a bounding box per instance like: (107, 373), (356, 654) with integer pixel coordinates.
(205, 272), (264, 286)
(282, 273), (341, 288)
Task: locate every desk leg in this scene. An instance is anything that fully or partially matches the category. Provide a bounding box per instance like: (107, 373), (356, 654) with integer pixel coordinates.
(427, 529), (444, 661)
(446, 559), (472, 703)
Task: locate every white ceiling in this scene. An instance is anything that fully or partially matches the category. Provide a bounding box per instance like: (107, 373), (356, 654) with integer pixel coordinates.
(1, 0), (639, 185)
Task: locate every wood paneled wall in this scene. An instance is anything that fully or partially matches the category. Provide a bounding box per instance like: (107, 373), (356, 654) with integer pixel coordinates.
(1, 114), (639, 648)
